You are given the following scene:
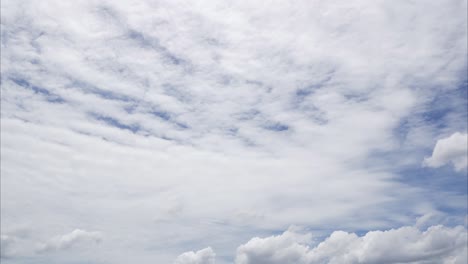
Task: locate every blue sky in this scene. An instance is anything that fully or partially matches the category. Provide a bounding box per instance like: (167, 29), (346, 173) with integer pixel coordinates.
(1, 0), (467, 263)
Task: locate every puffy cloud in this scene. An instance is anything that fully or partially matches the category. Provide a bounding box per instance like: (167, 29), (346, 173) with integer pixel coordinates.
(174, 247), (215, 264)
(235, 225), (467, 264)
(424, 132), (468, 171)
(37, 229), (102, 253)
(235, 227), (312, 264)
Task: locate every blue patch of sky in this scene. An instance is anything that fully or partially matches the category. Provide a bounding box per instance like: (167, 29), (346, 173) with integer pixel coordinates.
(90, 113), (140, 133)
(292, 75), (335, 125)
(295, 87), (314, 98)
(396, 166), (467, 196)
(294, 85), (319, 104)
(364, 117), (466, 223)
(294, 103), (328, 125)
(367, 138), (466, 201)
(204, 37), (222, 46)
(10, 77), (65, 103)
(30, 58), (40, 65)
(264, 122), (289, 132)
(364, 152), (466, 228)
(309, 114), (328, 125)
(392, 118), (414, 147)
(394, 81), (467, 145)
(97, 5), (187, 67)
(227, 127), (239, 135)
(163, 83), (193, 103)
(175, 122), (189, 129)
(433, 203), (467, 219)
(376, 154), (468, 224)
(294, 71), (334, 102)
(71, 80), (181, 121)
(123, 104), (138, 114)
(218, 74), (236, 86)
(150, 110), (171, 121)
(289, 87), (330, 125)
(30, 32), (45, 53)
(126, 29), (184, 66)
(235, 109), (260, 121)
(69, 80), (134, 103)
(422, 83), (467, 131)
(147, 108), (189, 129)
(244, 79), (264, 87)
(342, 92), (368, 103)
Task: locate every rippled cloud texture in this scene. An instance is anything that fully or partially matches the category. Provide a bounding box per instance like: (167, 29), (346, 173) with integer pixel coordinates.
(1, 0), (467, 263)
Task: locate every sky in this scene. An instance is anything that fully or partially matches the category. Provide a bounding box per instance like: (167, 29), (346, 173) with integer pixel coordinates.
(0, 0), (467, 263)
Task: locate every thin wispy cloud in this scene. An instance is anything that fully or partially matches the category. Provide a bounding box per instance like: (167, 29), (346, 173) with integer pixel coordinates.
(1, 0), (467, 263)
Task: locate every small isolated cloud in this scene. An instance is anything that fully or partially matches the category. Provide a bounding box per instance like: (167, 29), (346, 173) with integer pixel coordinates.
(36, 229), (102, 253)
(424, 132), (468, 171)
(234, 225), (467, 264)
(174, 247), (216, 264)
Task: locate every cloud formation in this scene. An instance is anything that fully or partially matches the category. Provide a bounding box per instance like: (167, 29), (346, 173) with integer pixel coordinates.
(424, 132), (468, 171)
(36, 229), (102, 253)
(174, 247), (216, 264)
(183, 224), (466, 264)
(1, 0), (466, 263)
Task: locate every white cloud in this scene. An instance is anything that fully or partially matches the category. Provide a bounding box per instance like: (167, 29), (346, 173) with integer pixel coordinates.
(37, 229), (102, 253)
(0, 0), (466, 263)
(174, 247), (216, 264)
(234, 225), (467, 264)
(235, 227), (312, 264)
(424, 132), (468, 171)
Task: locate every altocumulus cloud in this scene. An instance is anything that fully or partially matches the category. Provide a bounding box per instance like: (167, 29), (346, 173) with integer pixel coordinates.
(0, 0), (467, 263)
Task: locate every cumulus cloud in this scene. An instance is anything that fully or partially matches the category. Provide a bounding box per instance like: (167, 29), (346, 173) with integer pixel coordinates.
(235, 225), (467, 264)
(174, 247), (216, 264)
(424, 132), (468, 171)
(36, 229), (102, 253)
(235, 227), (312, 264)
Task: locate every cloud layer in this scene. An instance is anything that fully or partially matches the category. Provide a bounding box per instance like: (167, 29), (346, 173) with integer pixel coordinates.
(1, 0), (466, 263)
